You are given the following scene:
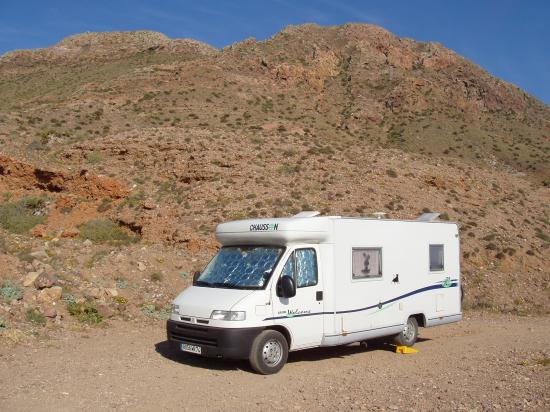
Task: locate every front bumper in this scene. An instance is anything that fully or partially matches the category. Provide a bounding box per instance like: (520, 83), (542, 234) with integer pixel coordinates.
(166, 320), (263, 360)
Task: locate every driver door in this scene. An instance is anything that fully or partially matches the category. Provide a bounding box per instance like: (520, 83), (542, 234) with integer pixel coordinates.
(271, 246), (324, 349)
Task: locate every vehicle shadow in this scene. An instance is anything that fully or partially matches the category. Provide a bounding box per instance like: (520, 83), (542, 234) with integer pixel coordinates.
(155, 337), (431, 371)
(288, 337), (431, 363)
(154, 340), (251, 372)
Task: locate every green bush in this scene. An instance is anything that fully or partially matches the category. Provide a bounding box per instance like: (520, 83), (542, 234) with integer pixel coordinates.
(86, 151), (104, 164)
(66, 301), (103, 324)
(386, 169), (398, 178)
(0, 196), (47, 234)
(0, 281), (23, 302)
(26, 309), (46, 326)
(150, 272), (163, 282)
(78, 219), (138, 245)
(141, 303), (170, 320)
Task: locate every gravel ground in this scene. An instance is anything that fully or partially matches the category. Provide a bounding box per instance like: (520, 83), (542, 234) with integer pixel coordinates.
(1, 311), (549, 411)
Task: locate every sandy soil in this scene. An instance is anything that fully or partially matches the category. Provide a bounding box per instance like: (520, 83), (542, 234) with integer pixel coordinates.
(1, 312), (549, 411)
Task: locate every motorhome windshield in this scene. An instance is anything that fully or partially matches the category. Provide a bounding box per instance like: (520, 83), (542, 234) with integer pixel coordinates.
(196, 246), (284, 289)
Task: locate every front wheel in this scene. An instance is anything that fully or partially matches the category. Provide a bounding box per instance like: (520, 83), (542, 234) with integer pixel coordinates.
(394, 317), (419, 346)
(249, 330), (288, 375)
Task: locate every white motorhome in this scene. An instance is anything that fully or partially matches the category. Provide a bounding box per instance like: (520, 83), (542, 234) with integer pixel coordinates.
(167, 211), (461, 374)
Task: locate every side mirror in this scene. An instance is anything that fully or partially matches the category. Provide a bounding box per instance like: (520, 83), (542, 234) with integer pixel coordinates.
(277, 276), (296, 298)
(192, 271), (201, 285)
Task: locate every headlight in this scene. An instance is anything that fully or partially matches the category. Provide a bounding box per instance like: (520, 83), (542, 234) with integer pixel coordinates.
(210, 310), (246, 321)
(171, 304), (180, 315)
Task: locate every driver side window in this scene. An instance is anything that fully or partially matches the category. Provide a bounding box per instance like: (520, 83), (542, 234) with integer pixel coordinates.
(281, 249), (318, 288)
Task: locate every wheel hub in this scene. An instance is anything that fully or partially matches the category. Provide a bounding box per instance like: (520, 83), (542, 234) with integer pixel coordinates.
(403, 320), (415, 341)
(262, 339), (283, 366)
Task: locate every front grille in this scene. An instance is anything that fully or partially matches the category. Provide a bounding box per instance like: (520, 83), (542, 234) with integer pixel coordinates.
(170, 332), (217, 346)
(168, 322), (218, 347)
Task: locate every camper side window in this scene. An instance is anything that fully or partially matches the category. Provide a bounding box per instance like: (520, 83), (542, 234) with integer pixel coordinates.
(429, 244), (444, 271)
(352, 248), (382, 279)
(281, 249), (318, 288)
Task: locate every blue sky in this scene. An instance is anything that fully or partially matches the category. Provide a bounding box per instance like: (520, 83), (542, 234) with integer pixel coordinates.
(1, 0), (549, 105)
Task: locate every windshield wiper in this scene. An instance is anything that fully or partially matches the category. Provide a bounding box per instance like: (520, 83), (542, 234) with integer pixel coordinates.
(194, 280), (212, 287)
(210, 282), (239, 288)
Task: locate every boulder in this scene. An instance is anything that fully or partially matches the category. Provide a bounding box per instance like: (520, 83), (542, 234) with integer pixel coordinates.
(23, 271), (41, 287)
(37, 286), (62, 303)
(34, 272), (57, 289)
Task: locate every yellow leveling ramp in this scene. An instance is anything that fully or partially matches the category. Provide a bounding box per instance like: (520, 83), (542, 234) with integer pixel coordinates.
(395, 345), (418, 354)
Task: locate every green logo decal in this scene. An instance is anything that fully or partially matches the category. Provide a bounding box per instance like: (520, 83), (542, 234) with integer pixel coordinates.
(442, 277), (452, 288)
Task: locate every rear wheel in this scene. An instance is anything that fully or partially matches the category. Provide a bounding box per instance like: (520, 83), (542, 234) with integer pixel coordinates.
(394, 317), (419, 346)
(249, 330), (288, 375)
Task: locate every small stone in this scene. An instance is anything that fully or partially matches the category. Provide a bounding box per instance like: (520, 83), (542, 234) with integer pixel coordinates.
(96, 305), (114, 318)
(137, 262), (146, 271)
(61, 228), (79, 238)
(34, 272), (57, 289)
(42, 306), (57, 318)
(142, 199), (156, 210)
(30, 249), (49, 260)
(85, 287), (102, 299)
(30, 225), (47, 238)
(23, 272), (41, 287)
(104, 288), (118, 297)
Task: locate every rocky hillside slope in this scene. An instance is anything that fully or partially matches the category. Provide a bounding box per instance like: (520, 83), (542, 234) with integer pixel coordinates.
(0, 24), (548, 342)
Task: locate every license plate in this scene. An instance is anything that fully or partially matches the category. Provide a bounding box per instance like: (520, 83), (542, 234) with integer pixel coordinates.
(181, 343), (201, 354)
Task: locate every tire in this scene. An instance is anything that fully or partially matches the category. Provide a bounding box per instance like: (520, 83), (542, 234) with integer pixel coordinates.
(249, 330), (288, 375)
(393, 316), (419, 347)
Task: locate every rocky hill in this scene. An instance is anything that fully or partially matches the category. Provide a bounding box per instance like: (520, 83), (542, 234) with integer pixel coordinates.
(0, 24), (548, 342)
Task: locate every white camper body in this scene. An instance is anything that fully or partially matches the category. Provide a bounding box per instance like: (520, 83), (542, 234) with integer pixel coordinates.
(167, 212), (461, 374)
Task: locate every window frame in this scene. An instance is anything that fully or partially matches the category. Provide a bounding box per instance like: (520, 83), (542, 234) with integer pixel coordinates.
(280, 247), (319, 288)
(351, 247), (383, 281)
(429, 244), (445, 272)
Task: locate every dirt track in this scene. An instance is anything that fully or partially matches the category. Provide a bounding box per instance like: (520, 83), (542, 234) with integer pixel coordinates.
(1, 312), (549, 411)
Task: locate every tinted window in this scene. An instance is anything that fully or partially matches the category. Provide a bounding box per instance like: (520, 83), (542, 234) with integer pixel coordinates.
(352, 248), (382, 279)
(198, 246), (284, 289)
(429, 244), (444, 271)
(280, 249), (318, 288)
(295, 249), (318, 288)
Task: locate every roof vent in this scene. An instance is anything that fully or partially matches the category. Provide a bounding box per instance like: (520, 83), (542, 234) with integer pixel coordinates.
(293, 211), (321, 218)
(372, 212), (387, 219)
(417, 212), (440, 222)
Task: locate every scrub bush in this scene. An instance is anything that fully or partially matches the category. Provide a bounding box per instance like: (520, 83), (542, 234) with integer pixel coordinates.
(78, 219), (138, 245)
(0, 196), (47, 234)
(0, 281), (23, 302)
(26, 309), (46, 326)
(66, 301), (103, 324)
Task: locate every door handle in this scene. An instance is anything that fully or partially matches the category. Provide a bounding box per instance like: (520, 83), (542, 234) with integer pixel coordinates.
(316, 291), (323, 301)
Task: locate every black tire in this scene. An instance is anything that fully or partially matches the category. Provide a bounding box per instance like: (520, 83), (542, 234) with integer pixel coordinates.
(249, 330), (288, 375)
(393, 317), (419, 347)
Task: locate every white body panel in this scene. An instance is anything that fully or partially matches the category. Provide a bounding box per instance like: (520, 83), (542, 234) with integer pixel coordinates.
(171, 215), (462, 350)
